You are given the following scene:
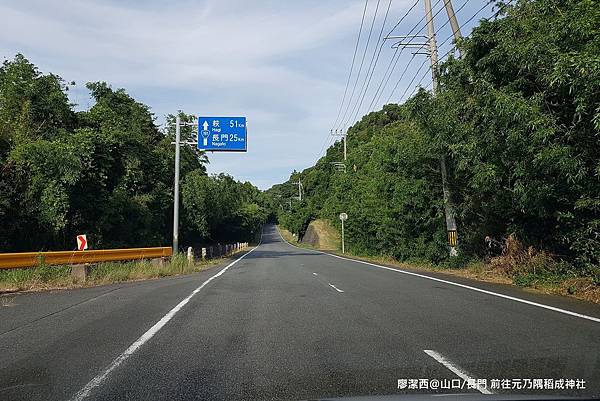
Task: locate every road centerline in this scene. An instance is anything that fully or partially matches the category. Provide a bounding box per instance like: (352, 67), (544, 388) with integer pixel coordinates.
(276, 226), (600, 324)
(328, 283), (344, 293)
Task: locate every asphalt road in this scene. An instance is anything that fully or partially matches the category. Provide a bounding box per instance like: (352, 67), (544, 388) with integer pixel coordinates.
(1, 224), (600, 401)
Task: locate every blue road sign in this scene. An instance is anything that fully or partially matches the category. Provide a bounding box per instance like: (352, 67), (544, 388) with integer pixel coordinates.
(197, 116), (247, 152)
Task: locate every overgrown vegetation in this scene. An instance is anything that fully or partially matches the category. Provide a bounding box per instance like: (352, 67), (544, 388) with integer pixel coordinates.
(269, 0), (600, 290)
(0, 55), (269, 252)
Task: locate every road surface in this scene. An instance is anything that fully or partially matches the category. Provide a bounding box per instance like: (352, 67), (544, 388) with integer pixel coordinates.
(1, 225), (600, 400)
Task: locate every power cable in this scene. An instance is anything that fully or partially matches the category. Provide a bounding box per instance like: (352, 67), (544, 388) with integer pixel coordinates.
(337, 0), (382, 131)
(316, 0), (370, 162)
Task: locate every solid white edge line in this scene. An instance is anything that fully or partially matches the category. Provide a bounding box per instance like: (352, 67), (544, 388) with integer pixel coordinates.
(275, 226), (600, 324)
(424, 349), (493, 395)
(328, 283), (344, 293)
(70, 241), (261, 401)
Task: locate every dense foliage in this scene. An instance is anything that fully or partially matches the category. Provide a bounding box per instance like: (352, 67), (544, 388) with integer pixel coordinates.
(271, 0), (600, 276)
(0, 55), (266, 251)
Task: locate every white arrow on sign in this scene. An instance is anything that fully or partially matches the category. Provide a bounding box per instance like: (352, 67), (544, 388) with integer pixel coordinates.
(202, 120), (209, 131)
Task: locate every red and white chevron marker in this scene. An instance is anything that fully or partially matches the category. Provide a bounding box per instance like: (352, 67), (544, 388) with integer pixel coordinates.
(76, 234), (88, 251)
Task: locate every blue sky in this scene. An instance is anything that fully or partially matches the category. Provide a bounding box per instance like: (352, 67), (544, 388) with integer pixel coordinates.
(0, 0), (498, 189)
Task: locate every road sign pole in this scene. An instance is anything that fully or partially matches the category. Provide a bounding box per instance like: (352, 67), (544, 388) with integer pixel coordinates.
(172, 114), (181, 254)
(341, 219), (345, 254)
(339, 212), (347, 254)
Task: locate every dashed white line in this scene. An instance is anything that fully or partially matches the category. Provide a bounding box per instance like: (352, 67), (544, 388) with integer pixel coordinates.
(69, 244), (260, 401)
(312, 272), (318, 276)
(276, 226), (600, 324)
(424, 349), (492, 394)
(328, 283), (344, 293)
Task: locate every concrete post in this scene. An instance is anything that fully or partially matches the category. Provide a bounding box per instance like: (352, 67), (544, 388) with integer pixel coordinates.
(151, 257), (165, 267)
(201, 247), (207, 260)
(187, 246), (194, 265)
(172, 114), (181, 254)
(71, 264), (89, 283)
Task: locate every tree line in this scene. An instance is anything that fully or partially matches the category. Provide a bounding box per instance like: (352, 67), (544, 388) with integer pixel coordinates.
(269, 0), (599, 278)
(0, 55), (269, 252)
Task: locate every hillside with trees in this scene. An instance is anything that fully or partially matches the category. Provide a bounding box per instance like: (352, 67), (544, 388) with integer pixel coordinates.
(0, 55), (268, 252)
(270, 0), (600, 284)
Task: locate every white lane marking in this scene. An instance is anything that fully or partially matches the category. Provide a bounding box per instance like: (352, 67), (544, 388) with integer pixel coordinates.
(328, 283), (344, 293)
(70, 245), (260, 401)
(424, 349), (492, 394)
(312, 272), (318, 276)
(275, 226), (600, 324)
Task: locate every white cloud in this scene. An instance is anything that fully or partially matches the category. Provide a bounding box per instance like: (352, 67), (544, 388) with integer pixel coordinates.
(0, 0), (434, 189)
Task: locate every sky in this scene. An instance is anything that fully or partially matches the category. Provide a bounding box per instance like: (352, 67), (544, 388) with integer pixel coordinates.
(0, 0), (497, 189)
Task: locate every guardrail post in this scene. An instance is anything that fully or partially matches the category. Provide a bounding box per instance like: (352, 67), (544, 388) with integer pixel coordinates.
(151, 257), (165, 267)
(201, 248), (207, 260)
(71, 264), (90, 283)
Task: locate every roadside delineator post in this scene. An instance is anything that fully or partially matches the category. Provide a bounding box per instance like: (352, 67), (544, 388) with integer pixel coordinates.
(187, 247), (194, 265)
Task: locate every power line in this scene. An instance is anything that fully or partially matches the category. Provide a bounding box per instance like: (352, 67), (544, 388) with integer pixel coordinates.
(337, 0), (382, 131)
(347, 0), (394, 126)
(436, 0), (504, 61)
(368, 0), (446, 112)
(347, 0), (425, 124)
(398, 57), (429, 101)
(316, 0), (369, 163)
(407, 62), (434, 99)
(400, 0), (473, 99)
(319, 0), (504, 163)
(330, 0), (370, 131)
(384, 52), (417, 103)
(404, 0), (509, 102)
(363, 0), (421, 112)
(385, 0), (422, 37)
(341, 0), (422, 130)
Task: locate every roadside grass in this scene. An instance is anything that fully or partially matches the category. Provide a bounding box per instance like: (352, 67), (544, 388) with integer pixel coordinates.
(0, 250), (247, 294)
(302, 219), (340, 250)
(277, 225), (600, 304)
(278, 227), (306, 247)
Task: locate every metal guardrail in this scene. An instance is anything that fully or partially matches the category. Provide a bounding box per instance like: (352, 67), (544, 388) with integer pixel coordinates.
(0, 247), (173, 270)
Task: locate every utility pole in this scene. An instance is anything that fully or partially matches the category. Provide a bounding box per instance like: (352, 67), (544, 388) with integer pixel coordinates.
(443, 0), (463, 57)
(296, 179), (302, 202)
(172, 114), (181, 254)
(424, 0), (459, 256)
(343, 129), (347, 161)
